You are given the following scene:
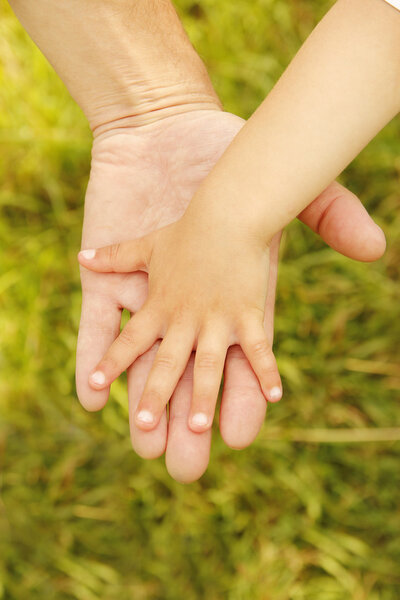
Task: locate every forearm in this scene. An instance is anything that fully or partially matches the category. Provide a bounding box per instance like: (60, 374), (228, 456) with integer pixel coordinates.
(186, 0), (400, 240)
(8, 0), (220, 133)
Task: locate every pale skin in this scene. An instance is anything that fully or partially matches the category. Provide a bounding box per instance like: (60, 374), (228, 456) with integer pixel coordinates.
(79, 0), (400, 441)
(8, 0), (387, 481)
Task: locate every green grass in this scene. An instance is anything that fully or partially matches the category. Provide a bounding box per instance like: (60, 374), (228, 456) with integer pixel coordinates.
(1, 1), (399, 598)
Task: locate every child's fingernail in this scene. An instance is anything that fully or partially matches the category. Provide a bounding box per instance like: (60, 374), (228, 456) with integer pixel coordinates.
(90, 370), (106, 386)
(191, 413), (209, 428)
(269, 386), (282, 402)
(136, 410), (154, 424)
(80, 249), (96, 260)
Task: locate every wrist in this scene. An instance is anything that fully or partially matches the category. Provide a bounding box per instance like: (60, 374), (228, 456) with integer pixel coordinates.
(90, 77), (221, 138)
(182, 187), (276, 257)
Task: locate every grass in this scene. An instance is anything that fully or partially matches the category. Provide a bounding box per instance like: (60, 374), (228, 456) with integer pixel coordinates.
(0, 0), (399, 598)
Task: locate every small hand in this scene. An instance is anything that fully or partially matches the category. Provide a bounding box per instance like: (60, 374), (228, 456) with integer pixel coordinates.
(79, 209), (282, 432)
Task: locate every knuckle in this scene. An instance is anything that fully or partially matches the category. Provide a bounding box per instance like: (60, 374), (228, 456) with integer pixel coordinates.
(154, 353), (176, 371)
(260, 363), (278, 377)
(107, 243), (120, 269)
(249, 339), (272, 360)
(196, 352), (220, 371)
(118, 325), (137, 348)
(142, 388), (164, 407)
(170, 305), (192, 328)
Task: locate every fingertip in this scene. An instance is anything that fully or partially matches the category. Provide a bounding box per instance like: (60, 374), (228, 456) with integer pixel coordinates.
(343, 222), (386, 263)
(315, 190), (387, 263)
(362, 223), (386, 262)
(168, 472), (203, 485)
(76, 383), (110, 412)
(79, 397), (108, 412)
(132, 442), (166, 460)
(165, 450), (209, 484)
(267, 385), (283, 403)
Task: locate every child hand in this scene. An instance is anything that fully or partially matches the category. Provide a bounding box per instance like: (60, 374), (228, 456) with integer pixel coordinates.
(78, 212), (282, 433)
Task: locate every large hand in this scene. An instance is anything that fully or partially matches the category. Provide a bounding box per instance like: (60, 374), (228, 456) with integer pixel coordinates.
(76, 109), (385, 482)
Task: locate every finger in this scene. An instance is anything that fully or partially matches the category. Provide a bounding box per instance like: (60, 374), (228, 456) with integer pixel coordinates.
(219, 234), (281, 449)
(299, 181), (386, 262)
(134, 326), (195, 431)
(166, 354), (212, 484)
(77, 233), (154, 273)
(220, 345), (268, 449)
(89, 307), (161, 389)
(127, 342), (168, 460)
(76, 287), (121, 412)
(188, 323), (229, 433)
(239, 317), (282, 404)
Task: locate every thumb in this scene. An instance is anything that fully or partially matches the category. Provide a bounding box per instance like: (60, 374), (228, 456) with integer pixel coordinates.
(298, 181), (386, 263)
(78, 231), (155, 273)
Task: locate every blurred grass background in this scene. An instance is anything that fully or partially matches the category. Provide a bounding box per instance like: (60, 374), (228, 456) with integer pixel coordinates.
(0, 0), (399, 598)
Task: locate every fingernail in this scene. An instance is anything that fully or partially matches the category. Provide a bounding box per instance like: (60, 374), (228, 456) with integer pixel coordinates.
(136, 410), (154, 424)
(80, 249), (96, 260)
(90, 370), (106, 386)
(269, 386), (282, 402)
(191, 413), (209, 428)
